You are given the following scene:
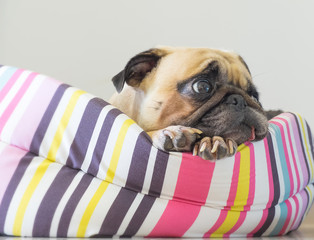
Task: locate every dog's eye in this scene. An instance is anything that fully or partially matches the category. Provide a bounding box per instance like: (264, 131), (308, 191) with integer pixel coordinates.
(192, 80), (211, 94)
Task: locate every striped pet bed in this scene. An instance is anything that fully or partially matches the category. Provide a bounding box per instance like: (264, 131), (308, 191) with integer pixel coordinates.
(0, 65), (313, 238)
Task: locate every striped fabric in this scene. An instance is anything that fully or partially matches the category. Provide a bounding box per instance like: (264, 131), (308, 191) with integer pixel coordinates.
(0, 65), (313, 237)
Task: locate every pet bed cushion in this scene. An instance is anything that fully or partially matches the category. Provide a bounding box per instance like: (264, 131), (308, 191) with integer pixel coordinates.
(0, 65), (313, 238)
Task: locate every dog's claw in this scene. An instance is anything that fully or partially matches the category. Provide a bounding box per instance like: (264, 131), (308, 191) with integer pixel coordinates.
(195, 136), (238, 160)
(211, 140), (219, 153)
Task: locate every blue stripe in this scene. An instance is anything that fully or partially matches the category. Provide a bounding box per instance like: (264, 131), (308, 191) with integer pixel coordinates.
(270, 123), (290, 201)
(269, 202), (288, 236)
(0, 66), (17, 91)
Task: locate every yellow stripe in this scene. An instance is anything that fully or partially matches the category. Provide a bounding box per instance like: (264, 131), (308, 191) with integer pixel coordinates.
(211, 145), (251, 237)
(305, 185), (313, 214)
(47, 89), (86, 161)
(76, 118), (134, 237)
(13, 159), (51, 235)
(77, 181), (109, 237)
(297, 114), (314, 178)
(211, 211), (241, 237)
(231, 145), (251, 211)
(105, 118), (135, 183)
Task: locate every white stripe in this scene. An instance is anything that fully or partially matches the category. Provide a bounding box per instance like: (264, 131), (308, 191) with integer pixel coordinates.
(49, 171), (85, 236)
(96, 114), (132, 180)
(116, 194), (144, 235)
(136, 198), (168, 236)
(160, 152), (182, 199)
(3, 156), (43, 235)
(21, 161), (62, 236)
(205, 156), (234, 208)
(80, 105), (115, 173)
(55, 93), (92, 165)
(0, 66), (10, 79)
(229, 209), (264, 237)
(0, 141), (6, 154)
(0, 70), (31, 117)
(38, 87), (79, 159)
(83, 183), (120, 236)
(183, 205), (221, 237)
(141, 147), (158, 195)
(251, 140), (270, 210)
(1, 75), (45, 143)
(111, 123), (142, 187)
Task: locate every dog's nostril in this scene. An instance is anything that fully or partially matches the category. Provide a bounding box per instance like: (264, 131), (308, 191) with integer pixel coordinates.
(225, 94), (247, 110)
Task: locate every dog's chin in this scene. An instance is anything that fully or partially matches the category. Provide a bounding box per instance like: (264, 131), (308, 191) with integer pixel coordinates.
(192, 105), (269, 145)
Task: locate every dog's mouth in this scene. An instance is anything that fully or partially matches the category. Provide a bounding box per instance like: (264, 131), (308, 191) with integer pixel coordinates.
(177, 85), (269, 144)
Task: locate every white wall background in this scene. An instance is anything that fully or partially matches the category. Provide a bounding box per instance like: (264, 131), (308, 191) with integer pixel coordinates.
(1, 0), (314, 127)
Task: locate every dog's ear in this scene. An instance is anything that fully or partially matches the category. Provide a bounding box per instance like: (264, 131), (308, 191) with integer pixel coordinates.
(112, 49), (161, 93)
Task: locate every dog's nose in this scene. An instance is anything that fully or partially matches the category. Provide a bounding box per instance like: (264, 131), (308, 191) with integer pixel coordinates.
(225, 94), (247, 110)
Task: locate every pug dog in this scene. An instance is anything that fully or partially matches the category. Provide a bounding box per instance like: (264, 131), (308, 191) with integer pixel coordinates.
(109, 46), (271, 160)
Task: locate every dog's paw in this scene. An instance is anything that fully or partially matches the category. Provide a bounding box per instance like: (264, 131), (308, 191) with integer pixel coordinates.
(151, 126), (202, 152)
(193, 136), (237, 160)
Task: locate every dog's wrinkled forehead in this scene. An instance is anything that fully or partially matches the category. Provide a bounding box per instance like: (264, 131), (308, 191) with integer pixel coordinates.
(112, 46), (253, 94)
(154, 46), (252, 90)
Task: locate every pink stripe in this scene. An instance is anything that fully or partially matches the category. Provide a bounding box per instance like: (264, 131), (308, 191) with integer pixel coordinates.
(224, 152), (241, 209)
(0, 144), (26, 203)
(148, 153), (215, 237)
(277, 116), (301, 194)
(203, 210), (228, 238)
(270, 120), (294, 197)
(290, 195), (300, 231)
(248, 138), (274, 236)
(11, 77), (60, 150)
(0, 72), (38, 134)
(279, 200), (293, 235)
(0, 69), (23, 102)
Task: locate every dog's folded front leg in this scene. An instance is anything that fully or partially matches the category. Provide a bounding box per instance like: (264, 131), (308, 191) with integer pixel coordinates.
(147, 125), (202, 152)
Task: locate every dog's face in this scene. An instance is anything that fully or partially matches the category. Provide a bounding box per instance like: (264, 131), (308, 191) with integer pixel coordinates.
(111, 46), (268, 145)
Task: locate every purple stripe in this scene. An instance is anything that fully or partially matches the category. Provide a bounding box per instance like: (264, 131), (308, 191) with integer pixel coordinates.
(294, 187), (311, 230)
(96, 189), (137, 237)
(148, 150), (169, 197)
(32, 165), (78, 236)
(29, 84), (70, 155)
(292, 113), (311, 185)
(122, 195), (156, 237)
(267, 133), (281, 208)
(66, 97), (108, 169)
(0, 152), (34, 233)
(57, 174), (94, 237)
(253, 206), (275, 237)
(125, 132), (152, 192)
(306, 121), (314, 157)
(87, 108), (121, 176)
